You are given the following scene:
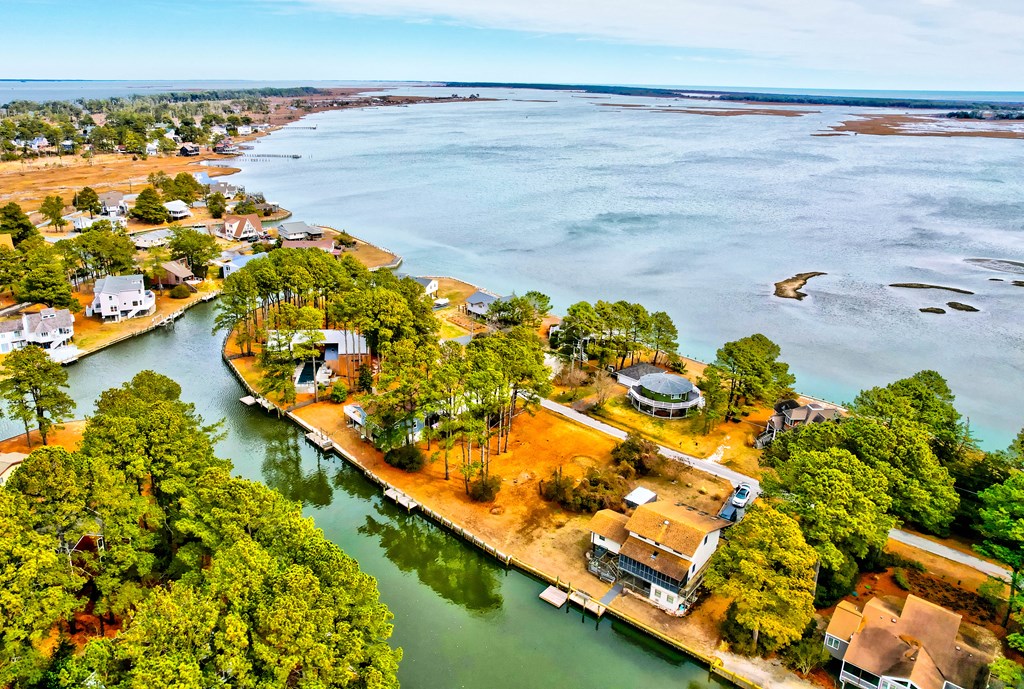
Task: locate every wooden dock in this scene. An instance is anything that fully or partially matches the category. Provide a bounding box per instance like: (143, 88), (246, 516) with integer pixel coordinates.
(569, 591), (607, 617)
(304, 431), (333, 450)
(239, 395), (257, 406)
(539, 586), (568, 608)
(383, 487), (419, 511)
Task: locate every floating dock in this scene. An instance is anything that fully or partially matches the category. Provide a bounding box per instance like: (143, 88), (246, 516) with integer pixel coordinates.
(240, 395), (257, 406)
(383, 487), (419, 511)
(539, 586), (568, 608)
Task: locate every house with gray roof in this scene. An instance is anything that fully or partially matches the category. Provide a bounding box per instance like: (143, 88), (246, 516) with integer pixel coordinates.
(277, 221), (323, 241)
(0, 308), (76, 361)
(87, 275), (155, 322)
(163, 200), (192, 221)
(465, 290), (503, 318)
(627, 371), (703, 419)
(133, 228), (173, 249)
(754, 400), (841, 448)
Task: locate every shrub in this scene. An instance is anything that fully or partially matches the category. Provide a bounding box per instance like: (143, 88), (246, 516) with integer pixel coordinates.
(540, 467), (629, 513)
(611, 432), (661, 478)
(468, 474), (501, 502)
(169, 284), (190, 299)
(329, 381), (349, 403)
(978, 576), (1008, 613)
(384, 444), (425, 472)
(893, 567), (911, 591)
(814, 558), (859, 607)
(782, 633), (830, 675)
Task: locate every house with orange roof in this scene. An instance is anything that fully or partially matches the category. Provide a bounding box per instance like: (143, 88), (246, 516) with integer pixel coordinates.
(587, 497), (730, 614)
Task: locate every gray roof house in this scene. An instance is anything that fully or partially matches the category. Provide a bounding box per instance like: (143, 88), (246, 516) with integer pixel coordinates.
(626, 371), (704, 419)
(412, 277), (439, 298)
(277, 221), (323, 241)
(0, 308), (77, 361)
(614, 363), (663, 388)
(824, 595), (994, 689)
(87, 275), (155, 322)
(465, 290), (502, 318)
(755, 400), (841, 448)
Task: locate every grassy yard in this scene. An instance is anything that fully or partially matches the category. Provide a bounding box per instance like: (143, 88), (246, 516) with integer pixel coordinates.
(589, 394), (765, 478)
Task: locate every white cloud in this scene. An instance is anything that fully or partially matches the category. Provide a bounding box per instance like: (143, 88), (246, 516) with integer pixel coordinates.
(268, 0), (1024, 86)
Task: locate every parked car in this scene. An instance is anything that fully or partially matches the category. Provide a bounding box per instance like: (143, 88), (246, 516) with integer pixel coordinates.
(731, 483), (753, 508)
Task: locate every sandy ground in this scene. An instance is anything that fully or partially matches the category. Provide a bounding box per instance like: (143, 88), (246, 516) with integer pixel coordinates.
(820, 113), (1024, 139)
(774, 272), (828, 300)
(0, 419), (86, 453)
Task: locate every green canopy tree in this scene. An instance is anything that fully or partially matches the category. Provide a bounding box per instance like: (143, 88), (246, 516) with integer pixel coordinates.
(646, 311), (678, 365)
(0, 345), (75, 446)
(74, 187), (101, 217)
(168, 225), (219, 277)
(696, 364), (728, 434)
(975, 471), (1024, 629)
(765, 447), (895, 597)
(705, 504), (818, 652)
(714, 334), (795, 420)
(130, 186), (168, 224)
(0, 202), (40, 245)
(40, 195), (68, 232)
(206, 191), (226, 219)
(16, 262), (78, 309)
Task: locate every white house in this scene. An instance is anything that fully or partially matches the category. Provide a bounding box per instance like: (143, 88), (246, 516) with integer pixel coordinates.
(87, 275), (156, 322)
(412, 276), (439, 298)
(73, 215), (127, 231)
(0, 308), (76, 358)
(236, 124), (253, 136)
(588, 501), (729, 614)
(277, 221), (323, 241)
(133, 228), (173, 250)
(164, 200), (192, 220)
(221, 213), (262, 241)
(98, 191), (129, 217)
(145, 141), (159, 156)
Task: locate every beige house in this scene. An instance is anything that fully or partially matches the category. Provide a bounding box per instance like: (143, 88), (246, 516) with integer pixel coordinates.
(824, 595), (994, 689)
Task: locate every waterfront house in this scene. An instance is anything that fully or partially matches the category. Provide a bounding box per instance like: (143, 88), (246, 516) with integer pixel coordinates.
(824, 595), (994, 689)
(614, 363), (663, 388)
(343, 402), (425, 450)
(161, 259), (196, 286)
(237, 124), (253, 136)
(87, 275), (156, 322)
(281, 238), (335, 253)
(163, 200), (192, 221)
(179, 143), (200, 156)
(133, 228), (173, 250)
(754, 400), (841, 448)
(221, 253), (263, 278)
(222, 213), (262, 241)
(98, 191), (128, 217)
(412, 277), (439, 298)
(277, 221), (323, 241)
(266, 328), (370, 394)
(73, 215), (127, 231)
(626, 371), (703, 419)
(209, 181), (239, 197)
(0, 308), (76, 358)
(465, 290), (503, 318)
(588, 501), (729, 614)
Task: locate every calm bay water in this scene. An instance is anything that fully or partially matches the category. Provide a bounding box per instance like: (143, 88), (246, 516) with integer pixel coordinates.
(0, 303), (721, 689)
(228, 87), (1024, 448)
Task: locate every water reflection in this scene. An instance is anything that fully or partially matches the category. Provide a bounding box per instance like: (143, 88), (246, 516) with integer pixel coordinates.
(331, 461), (382, 502)
(260, 429), (333, 508)
(359, 507), (504, 614)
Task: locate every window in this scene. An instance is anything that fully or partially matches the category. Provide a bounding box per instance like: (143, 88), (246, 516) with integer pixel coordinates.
(665, 594), (675, 604)
(653, 589), (662, 598)
(825, 635), (842, 650)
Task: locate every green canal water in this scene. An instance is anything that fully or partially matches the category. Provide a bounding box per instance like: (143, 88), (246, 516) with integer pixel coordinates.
(28, 303), (725, 689)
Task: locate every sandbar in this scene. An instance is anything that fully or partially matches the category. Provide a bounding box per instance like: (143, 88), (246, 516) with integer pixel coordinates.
(774, 272), (827, 300)
(889, 283), (974, 295)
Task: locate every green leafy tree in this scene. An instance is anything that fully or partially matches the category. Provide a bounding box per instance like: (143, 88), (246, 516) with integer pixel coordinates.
(696, 364), (728, 434)
(234, 198), (258, 216)
(17, 262), (78, 309)
(40, 195), (68, 232)
(705, 504), (818, 652)
(765, 447), (895, 600)
(0, 345), (75, 446)
(646, 311), (678, 365)
(715, 334), (795, 420)
(168, 225), (219, 277)
(206, 191), (226, 219)
(975, 471), (1024, 628)
(130, 187), (168, 224)
(0, 202), (39, 245)
(74, 186), (101, 217)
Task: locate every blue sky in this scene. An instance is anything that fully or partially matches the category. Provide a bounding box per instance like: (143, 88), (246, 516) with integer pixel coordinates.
(6, 0), (1023, 90)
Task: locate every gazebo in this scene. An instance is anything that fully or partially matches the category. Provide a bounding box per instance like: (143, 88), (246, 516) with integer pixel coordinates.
(627, 372), (703, 419)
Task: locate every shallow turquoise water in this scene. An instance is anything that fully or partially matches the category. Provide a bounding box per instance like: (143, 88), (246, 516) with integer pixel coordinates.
(228, 88), (1024, 447)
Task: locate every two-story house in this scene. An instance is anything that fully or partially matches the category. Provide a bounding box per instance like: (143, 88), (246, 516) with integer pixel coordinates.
(86, 275), (156, 322)
(0, 308), (76, 356)
(221, 213), (262, 241)
(824, 595), (994, 689)
(588, 500), (730, 614)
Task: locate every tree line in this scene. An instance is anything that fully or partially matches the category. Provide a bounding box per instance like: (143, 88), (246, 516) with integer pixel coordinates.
(0, 369), (400, 688)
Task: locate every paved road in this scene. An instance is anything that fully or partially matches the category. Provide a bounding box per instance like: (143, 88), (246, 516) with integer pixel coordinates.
(541, 398), (1010, 579)
(888, 529), (1009, 580)
(538, 398), (760, 491)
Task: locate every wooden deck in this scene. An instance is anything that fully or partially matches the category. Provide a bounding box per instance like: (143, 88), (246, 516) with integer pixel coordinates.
(383, 487), (419, 510)
(305, 431), (333, 449)
(569, 591), (607, 617)
(240, 395), (257, 406)
(539, 586), (568, 608)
